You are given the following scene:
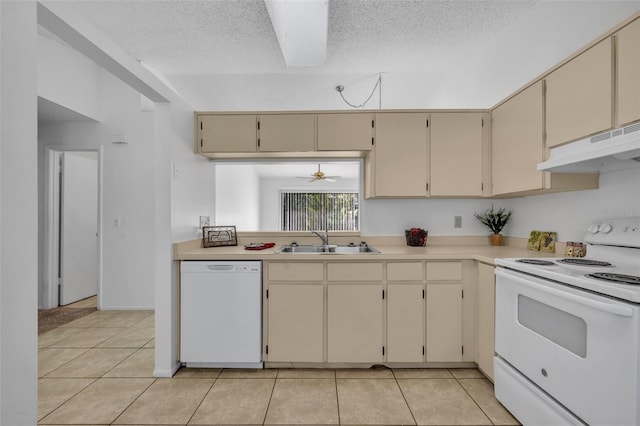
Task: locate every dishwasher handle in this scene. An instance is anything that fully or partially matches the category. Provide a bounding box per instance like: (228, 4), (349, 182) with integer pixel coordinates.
(206, 265), (235, 271)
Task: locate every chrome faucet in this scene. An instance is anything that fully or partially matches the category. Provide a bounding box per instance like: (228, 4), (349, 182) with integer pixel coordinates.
(311, 230), (329, 246)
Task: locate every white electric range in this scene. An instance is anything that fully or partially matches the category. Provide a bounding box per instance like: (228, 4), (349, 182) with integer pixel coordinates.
(494, 216), (640, 426)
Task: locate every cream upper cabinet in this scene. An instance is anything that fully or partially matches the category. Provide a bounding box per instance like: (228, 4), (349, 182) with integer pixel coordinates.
(373, 113), (429, 197)
(387, 284), (424, 363)
(546, 38), (614, 147)
(616, 18), (640, 127)
(266, 284), (324, 363)
(327, 284), (383, 363)
(426, 283), (463, 362)
(198, 114), (257, 153)
(476, 263), (495, 381)
(430, 113), (485, 196)
(317, 113), (374, 151)
(258, 114), (316, 152)
(492, 82), (545, 195)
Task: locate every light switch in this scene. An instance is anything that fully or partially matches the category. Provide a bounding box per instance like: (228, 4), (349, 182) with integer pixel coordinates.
(114, 217), (122, 228)
(454, 216), (462, 228)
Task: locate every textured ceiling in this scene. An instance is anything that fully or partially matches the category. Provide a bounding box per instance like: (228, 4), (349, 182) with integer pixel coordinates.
(59, 0), (537, 75)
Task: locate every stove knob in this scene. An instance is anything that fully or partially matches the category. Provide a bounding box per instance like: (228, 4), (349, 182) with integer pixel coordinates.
(600, 224), (613, 234)
(588, 224), (600, 234)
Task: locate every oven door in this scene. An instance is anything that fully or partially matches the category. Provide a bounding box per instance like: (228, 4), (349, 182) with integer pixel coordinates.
(495, 267), (640, 426)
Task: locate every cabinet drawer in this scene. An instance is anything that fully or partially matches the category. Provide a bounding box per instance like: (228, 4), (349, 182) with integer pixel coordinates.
(327, 263), (383, 281)
(426, 262), (463, 281)
(268, 263), (324, 281)
(387, 262), (424, 281)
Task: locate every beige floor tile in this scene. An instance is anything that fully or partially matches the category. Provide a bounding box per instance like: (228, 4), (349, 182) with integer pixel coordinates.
(97, 325), (154, 348)
(450, 368), (485, 379)
(277, 368), (336, 379)
(335, 368), (394, 379)
(39, 378), (153, 425)
(393, 368), (453, 379)
(38, 327), (84, 348)
(113, 378), (213, 424)
(96, 311), (153, 328)
(174, 367), (221, 379)
(39, 348), (90, 377)
(398, 378), (492, 425)
(48, 327), (125, 348)
(143, 338), (155, 348)
(337, 379), (415, 425)
(38, 378), (95, 420)
(135, 314), (155, 329)
(218, 368), (278, 379)
(46, 348), (136, 378)
(459, 379), (520, 425)
(104, 348), (155, 378)
(59, 311), (116, 328)
(190, 378), (274, 425)
(264, 378), (339, 425)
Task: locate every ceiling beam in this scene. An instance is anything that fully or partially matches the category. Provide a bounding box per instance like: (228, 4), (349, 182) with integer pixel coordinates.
(37, 1), (173, 103)
(265, 0), (328, 67)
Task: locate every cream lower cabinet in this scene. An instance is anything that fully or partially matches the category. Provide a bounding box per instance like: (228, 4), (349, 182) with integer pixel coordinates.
(387, 284), (424, 362)
(426, 262), (463, 362)
(476, 263), (495, 380)
(426, 284), (463, 362)
(327, 284), (383, 363)
(266, 284), (324, 362)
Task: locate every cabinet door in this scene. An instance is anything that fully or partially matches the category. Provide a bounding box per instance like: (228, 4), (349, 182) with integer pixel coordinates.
(546, 38), (613, 147)
(387, 284), (424, 362)
(426, 284), (463, 362)
(492, 82), (545, 195)
(617, 18), (640, 126)
(328, 284), (383, 362)
(258, 114), (316, 152)
(198, 114), (257, 153)
(477, 263), (495, 380)
(430, 113), (484, 196)
(373, 113), (429, 197)
(267, 284), (324, 362)
(318, 113), (373, 151)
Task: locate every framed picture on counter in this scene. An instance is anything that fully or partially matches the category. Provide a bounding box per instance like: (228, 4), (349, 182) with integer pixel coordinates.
(202, 225), (237, 247)
(539, 231), (557, 253)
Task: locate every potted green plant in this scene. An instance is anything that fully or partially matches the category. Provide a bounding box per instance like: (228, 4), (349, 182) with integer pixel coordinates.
(474, 205), (512, 246)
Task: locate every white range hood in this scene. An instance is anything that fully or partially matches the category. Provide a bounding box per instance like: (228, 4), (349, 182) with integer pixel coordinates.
(538, 122), (640, 173)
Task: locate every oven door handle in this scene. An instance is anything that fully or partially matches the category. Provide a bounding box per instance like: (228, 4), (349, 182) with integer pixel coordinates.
(498, 269), (634, 317)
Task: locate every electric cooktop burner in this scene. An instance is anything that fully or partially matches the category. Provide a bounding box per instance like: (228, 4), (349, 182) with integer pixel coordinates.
(587, 273), (640, 285)
(516, 259), (555, 266)
(556, 258), (613, 267)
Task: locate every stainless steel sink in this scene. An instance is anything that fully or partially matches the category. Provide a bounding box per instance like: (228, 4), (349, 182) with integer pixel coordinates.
(275, 244), (380, 254)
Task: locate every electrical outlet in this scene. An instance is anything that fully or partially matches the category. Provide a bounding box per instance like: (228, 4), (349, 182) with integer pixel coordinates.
(199, 216), (210, 228)
(454, 216), (462, 228)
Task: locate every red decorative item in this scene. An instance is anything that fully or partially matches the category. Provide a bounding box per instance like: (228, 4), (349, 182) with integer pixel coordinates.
(405, 228), (428, 247)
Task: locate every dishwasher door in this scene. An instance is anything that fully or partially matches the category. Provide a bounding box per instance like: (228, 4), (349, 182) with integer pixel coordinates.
(180, 261), (262, 368)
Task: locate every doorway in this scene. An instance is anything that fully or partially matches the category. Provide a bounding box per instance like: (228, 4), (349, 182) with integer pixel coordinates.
(46, 149), (101, 308)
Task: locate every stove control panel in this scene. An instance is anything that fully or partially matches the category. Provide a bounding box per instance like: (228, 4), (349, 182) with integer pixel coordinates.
(584, 216), (640, 248)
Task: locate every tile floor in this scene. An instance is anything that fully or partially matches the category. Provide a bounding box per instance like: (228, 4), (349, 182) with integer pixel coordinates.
(38, 309), (519, 425)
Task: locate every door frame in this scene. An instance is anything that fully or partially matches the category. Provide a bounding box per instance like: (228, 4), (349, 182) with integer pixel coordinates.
(44, 146), (103, 309)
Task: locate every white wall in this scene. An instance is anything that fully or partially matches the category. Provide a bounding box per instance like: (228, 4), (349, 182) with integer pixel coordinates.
(259, 177), (359, 230)
(1, 2), (38, 424)
(214, 164), (260, 230)
(361, 198), (502, 237)
(38, 65), (157, 310)
(38, 35), (100, 121)
(503, 168), (640, 242)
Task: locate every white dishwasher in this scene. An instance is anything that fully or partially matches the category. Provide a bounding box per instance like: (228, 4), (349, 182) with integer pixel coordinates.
(180, 261), (262, 368)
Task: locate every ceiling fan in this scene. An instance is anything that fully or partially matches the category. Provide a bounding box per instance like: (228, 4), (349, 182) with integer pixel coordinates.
(296, 164), (340, 182)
